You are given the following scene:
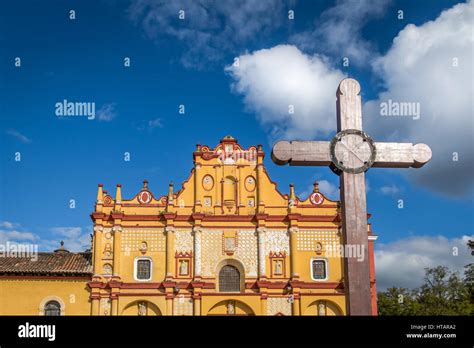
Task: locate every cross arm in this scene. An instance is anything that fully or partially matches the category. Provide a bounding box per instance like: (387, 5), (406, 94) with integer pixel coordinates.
(271, 141), (331, 166)
(272, 140), (432, 168)
(372, 142), (432, 168)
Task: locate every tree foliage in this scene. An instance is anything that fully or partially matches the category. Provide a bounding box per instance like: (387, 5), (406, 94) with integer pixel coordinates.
(377, 264), (474, 315)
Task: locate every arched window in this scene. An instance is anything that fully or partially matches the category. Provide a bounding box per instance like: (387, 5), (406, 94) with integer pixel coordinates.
(219, 265), (240, 292)
(44, 301), (61, 316)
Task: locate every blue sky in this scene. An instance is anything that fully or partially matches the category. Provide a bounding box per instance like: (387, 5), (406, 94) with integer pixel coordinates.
(1, 0), (472, 289)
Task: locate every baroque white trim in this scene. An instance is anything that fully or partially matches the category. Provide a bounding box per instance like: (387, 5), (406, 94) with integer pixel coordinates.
(134, 256), (153, 282)
(310, 257), (329, 281)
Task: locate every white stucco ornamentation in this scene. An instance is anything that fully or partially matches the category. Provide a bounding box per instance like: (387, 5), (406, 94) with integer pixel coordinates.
(267, 297), (292, 316)
(121, 229), (166, 252)
(173, 297), (193, 315)
(257, 227), (266, 276)
(201, 230), (222, 277)
(175, 229), (193, 253)
(297, 230), (340, 251)
(201, 230), (222, 276)
(265, 229), (290, 255)
(236, 230), (258, 277)
(193, 227), (202, 276)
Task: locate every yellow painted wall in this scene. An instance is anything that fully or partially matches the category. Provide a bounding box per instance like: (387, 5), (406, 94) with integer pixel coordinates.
(0, 278), (90, 315)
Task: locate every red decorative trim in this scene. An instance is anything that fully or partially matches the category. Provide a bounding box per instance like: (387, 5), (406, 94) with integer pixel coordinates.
(163, 212), (177, 220)
(175, 216), (194, 222)
(93, 214), (339, 225)
(91, 212), (106, 220)
(269, 251), (287, 258)
(108, 280), (123, 288)
(175, 252), (193, 278)
(269, 252), (287, 278)
(122, 215), (165, 221)
(161, 281), (177, 288)
(201, 293), (260, 297)
(203, 215), (254, 222)
(121, 203), (166, 207)
(256, 281), (288, 289)
(175, 251), (192, 258)
(191, 213), (205, 220)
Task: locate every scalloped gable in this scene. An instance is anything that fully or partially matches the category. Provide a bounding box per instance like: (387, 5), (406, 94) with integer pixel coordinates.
(93, 136), (339, 216)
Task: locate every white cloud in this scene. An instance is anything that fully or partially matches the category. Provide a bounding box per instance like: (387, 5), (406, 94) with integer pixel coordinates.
(148, 118), (163, 130)
(364, 0), (474, 197)
(0, 221), (17, 229)
(379, 184), (400, 195)
(292, 0), (392, 65)
(6, 129), (31, 143)
(97, 103), (117, 122)
(319, 180), (339, 200)
(128, 0), (284, 68)
(0, 221), (38, 243)
(134, 118), (164, 132)
(0, 230), (38, 243)
(0, 222), (91, 252)
(375, 235), (472, 290)
(45, 227), (91, 252)
(226, 45), (345, 140)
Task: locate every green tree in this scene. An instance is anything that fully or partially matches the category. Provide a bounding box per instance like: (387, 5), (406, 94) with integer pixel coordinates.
(377, 287), (420, 315)
(377, 265), (474, 315)
(463, 263), (474, 315)
(417, 266), (472, 315)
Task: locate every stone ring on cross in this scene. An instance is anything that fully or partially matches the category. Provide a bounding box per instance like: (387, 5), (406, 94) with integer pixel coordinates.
(329, 129), (377, 175)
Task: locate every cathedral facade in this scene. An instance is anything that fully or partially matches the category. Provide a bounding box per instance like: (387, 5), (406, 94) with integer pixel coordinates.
(0, 136), (378, 315)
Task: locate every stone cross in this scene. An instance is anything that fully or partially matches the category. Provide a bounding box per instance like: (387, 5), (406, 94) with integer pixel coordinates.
(271, 78), (432, 315)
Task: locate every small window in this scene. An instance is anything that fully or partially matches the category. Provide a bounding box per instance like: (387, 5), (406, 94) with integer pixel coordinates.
(311, 259), (327, 281)
(44, 301), (61, 316)
(135, 258), (152, 281)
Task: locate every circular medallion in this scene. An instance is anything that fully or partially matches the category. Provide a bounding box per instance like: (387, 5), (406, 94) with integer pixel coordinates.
(310, 192), (324, 205)
(245, 176), (256, 192)
(202, 175), (214, 191)
(138, 190), (152, 204)
(329, 129), (376, 174)
(105, 232), (112, 239)
(103, 195), (113, 205)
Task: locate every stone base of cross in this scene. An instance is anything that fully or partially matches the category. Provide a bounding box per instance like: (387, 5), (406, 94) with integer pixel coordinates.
(272, 78), (432, 315)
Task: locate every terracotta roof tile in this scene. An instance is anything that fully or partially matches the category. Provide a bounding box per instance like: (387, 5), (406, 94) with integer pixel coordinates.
(0, 252), (92, 275)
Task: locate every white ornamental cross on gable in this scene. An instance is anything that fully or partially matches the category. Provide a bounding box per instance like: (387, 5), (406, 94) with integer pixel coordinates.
(271, 78), (432, 315)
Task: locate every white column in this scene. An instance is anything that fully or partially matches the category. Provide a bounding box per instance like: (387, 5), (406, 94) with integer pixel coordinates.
(257, 227), (266, 278)
(193, 227), (202, 277)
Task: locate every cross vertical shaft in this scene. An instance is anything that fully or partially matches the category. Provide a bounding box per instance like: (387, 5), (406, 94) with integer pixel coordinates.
(337, 79), (372, 315)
